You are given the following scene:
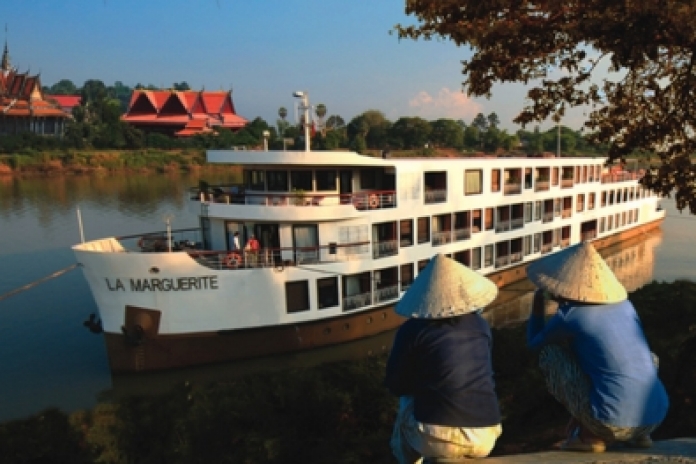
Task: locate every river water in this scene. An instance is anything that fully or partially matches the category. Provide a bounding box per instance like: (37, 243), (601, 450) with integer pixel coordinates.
(0, 171), (695, 422)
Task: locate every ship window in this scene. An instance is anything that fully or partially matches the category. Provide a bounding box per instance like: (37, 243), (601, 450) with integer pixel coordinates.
(317, 277), (339, 309)
(524, 235), (532, 255)
(524, 202), (533, 223)
(316, 170), (337, 191)
(533, 233), (541, 253)
(491, 169), (501, 192)
(577, 194), (585, 212)
(245, 170), (265, 190)
(291, 170), (313, 191)
(534, 201), (542, 221)
(600, 217), (606, 233)
(417, 259), (430, 272)
(417, 217), (430, 244)
(484, 244), (494, 267)
(267, 170), (289, 191)
(471, 209), (482, 232)
(201, 217), (212, 250)
(285, 281), (310, 313)
(485, 208), (495, 231)
(552, 167), (559, 186)
(400, 263), (414, 292)
(588, 193), (596, 210)
(360, 169), (377, 189)
(400, 219), (413, 247)
(464, 170), (482, 195)
(471, 247), (482, 270)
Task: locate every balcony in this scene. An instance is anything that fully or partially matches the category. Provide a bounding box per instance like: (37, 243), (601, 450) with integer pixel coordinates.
(541, 243), (554, 254)
(372, 239), (398, 259)
(425, 189), (447, 204)
(542, 212), (554, 223)
(374, 285), (400, 304)
(535, 180), (550, 192)
(561, 208), (572, 219)
(432, 230), (453, 246)
(504, 182), (522, 195)
(453, 227), (471, 241)
(343, 292), (372, 311)
(561, 178), (574, 188)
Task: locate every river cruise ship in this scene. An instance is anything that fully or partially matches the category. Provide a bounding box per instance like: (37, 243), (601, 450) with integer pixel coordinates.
(72, 146), (664, 372)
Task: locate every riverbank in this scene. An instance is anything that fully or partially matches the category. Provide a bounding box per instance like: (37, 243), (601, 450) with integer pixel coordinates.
(0, 280), (694, 463)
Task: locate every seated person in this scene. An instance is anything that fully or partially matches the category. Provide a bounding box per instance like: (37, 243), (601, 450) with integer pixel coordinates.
(526, 242), (669, 452)
(385, 254), (502, 463)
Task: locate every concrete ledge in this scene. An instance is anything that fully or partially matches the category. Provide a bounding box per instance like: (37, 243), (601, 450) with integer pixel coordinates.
(485, 438), (696, 463)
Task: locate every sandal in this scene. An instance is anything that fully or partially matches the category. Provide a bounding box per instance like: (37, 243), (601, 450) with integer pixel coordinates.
(561, 427), (606, 453)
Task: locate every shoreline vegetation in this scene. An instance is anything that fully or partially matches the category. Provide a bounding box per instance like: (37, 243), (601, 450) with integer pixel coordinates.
(0, 280), (694, 463)
(0, 147), (614, 178)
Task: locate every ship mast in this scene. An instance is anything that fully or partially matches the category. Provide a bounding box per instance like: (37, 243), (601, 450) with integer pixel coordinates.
(293, 91), (311, 152)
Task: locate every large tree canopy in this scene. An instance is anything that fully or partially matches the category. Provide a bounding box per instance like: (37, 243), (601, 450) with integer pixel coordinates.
(397, 1), (696, 213)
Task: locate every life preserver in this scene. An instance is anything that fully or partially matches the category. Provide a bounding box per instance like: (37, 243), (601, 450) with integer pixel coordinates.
(225, 252), (242, 268)
(368, 194), (380, 209)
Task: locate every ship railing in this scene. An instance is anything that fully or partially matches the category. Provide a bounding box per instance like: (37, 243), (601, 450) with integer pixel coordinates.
(561, 208), (572, 219)
(600, 172), (641, 184)
(561, 178), (574, 188)
(495, 220), (511, 233)
(511, 217), (524, 230)
(117, 228), (202, 252)
(560, 238), (571, 247)
(541, 243), (554, 254)
(424, 189), (447, 204)
(510, 251), (523, 264)
(542, 212), (554, 223)
(453, 227), (471, 241)
(343, 292), (373, 311)
(504, 182), (522, 195)
(581, 230), (597, 241)
(534, 180), (550, 191)
(495, 255), (510, 268)
(374, 285), (400, 304)
(373, 240), (399, 258)
(188, 241), (372, 270)
(432, 230), (453, 246)
(191, 186), (397, 211)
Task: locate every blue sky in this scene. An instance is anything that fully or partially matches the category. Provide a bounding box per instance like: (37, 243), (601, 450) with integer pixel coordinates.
(1, 0), (584, 131)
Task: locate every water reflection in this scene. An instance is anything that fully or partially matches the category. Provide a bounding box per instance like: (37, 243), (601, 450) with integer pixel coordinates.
(484, 228), (663, 328)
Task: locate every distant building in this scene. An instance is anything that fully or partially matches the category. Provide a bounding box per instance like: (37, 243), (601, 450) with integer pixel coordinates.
(46, 95), (81, 115)
(121, 89), (248, 137)
(0, 41), (70, 136)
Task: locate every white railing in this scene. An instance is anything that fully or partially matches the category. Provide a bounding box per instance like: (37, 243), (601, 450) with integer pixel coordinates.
(454, 227), (471, 241)
(432, 230), (452, 246)
(425, 189), (447, 204)
(374, 285), (400, 304)
(373, 240), (398, 258)
(343, 292), (372, 311)
(511, 217), (524, 230)
(504, 183), (522, 194)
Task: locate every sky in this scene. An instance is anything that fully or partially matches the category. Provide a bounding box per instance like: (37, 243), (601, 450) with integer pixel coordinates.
(1, 0), (588, 132)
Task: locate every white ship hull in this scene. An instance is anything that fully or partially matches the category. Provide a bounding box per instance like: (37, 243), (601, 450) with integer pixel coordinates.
(73, 150), (665, 372)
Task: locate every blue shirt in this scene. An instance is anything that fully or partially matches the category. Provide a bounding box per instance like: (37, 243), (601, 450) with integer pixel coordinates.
(385, 314), (501, 427)
(527, 299), (669, 427)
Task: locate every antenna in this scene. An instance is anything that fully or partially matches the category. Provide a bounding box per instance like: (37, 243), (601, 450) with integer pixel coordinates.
(163, 213), (174, 252)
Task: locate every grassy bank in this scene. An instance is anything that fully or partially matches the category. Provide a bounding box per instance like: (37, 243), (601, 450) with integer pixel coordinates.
(0, 283), (694, 464)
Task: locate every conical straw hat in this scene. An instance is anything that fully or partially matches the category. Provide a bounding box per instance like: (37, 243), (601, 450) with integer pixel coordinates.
(526, 241), (627, 304)
(395, 254), (498, 319)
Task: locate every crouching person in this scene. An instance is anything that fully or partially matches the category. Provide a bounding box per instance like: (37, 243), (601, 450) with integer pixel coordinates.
(385, 254), (502, 463)
(526, 242), (669, 452)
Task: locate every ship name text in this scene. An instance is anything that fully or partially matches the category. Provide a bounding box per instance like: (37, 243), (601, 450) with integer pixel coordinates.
(105, 276), (219, 292)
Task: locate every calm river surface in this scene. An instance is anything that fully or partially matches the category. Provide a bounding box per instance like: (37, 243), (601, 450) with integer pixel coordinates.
(1, 171), (695, 422)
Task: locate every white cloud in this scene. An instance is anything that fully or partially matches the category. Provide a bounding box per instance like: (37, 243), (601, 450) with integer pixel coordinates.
(404, 87), (483, 120)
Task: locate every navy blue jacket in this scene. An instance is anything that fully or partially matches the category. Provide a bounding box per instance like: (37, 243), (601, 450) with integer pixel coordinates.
(385, 314), (501, 427)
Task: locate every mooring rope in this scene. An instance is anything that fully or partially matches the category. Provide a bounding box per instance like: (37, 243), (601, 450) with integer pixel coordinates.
(0, 263), (80, 302)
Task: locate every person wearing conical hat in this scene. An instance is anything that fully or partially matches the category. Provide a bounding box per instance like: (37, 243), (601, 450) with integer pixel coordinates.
(385, 254), (502, 463)
(526, 241), (668, 453)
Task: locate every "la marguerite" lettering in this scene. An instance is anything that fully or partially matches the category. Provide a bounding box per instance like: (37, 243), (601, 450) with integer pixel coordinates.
(105, 276), (219, 292)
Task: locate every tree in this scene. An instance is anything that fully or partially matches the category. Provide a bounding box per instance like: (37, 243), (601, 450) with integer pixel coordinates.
(487, 112), (500, 130)
(390, 117), (432, 150)
(430, 118), (464, 148)
(47, 79), (78, 95)
(397, 1), (696, 213)
(315, 103), (327, 133)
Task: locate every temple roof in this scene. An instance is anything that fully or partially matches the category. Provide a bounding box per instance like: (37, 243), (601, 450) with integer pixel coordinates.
(122, 89), (247, 137)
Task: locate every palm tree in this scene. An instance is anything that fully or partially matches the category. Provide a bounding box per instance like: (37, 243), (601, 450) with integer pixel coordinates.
(315, 103), (327, 134)
(278, 107), (288, 120)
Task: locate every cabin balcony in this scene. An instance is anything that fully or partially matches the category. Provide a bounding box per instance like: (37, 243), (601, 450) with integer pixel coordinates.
(453, 227), (471, 241)
(541, 242), (554, 254)
(601, 172), (641, 184)
(535, 180), (550, 192)
(374, 285), (399, 304)
(504, 182), (522, 195)
(581, 230), (597, 241)
(432, 230), (453, 246)
(373, 240), (398, 259)
(561, 178), (574, 188)
(425, 189), (447, 204)
(561, 208), (572, 219)
(542, 211), (554, 223)
(343, 292), (372, 311)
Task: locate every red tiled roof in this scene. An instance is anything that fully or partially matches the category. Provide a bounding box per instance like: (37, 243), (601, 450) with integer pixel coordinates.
(47, 95), (81, 107)
(122, 89), (248, 136)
